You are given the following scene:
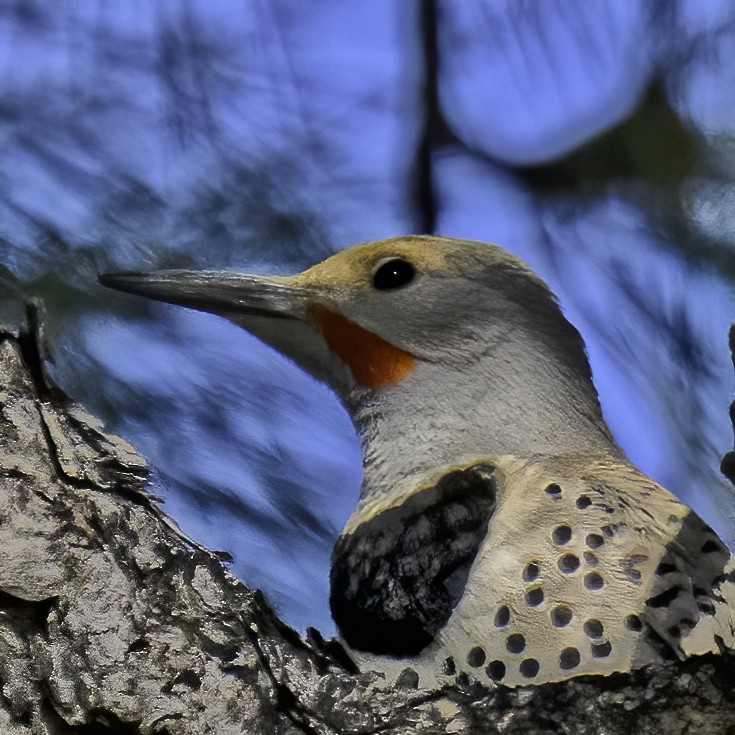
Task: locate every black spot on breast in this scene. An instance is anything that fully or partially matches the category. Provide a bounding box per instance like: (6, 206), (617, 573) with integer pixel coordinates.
(519, 658), (539, 678)
(506, 633), (526, 653)
(584, 572), (605, 590)
(559, 647), (580, 669)
(330, 464), (496, 656)
(551, 605), (573, 627)
(495, 605), (510, 627)
(486, 660), (506, 681)
(552, 525), (572, 545)
(526, 587), (544, 606)
(591, 641), (612, 658)
(558, 553), (580, 573)
(467, 646), (486, 668)
(584, 619), (604, 639)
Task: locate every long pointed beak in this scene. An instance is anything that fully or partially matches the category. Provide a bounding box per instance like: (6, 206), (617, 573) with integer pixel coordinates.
(99, 267), (358, 396)
(99, 270), (313, 321)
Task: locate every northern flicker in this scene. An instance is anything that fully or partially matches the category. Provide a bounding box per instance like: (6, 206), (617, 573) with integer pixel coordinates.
(101, 235), (735, 688)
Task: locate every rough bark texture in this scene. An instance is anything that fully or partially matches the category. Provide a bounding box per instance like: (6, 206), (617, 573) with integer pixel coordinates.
(1, 308), (734, 735)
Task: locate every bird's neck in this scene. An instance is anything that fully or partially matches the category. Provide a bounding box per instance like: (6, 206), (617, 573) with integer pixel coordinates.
(342, 332), (619, 528)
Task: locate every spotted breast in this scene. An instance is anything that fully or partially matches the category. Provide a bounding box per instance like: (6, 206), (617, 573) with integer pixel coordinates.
(333, 454), (735, 688)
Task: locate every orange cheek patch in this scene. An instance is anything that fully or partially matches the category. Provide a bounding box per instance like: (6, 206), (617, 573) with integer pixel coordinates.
(313, 306), (416, 389)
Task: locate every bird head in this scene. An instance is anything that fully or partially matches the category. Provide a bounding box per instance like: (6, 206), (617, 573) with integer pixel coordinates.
(100, 235), (593, 404)
(102, 234), (614, 524)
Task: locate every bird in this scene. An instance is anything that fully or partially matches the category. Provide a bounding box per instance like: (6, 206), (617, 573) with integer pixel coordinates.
(100, 235), (735, 688)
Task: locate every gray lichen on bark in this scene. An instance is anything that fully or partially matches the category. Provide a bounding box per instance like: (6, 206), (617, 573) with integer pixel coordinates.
(0, 308), (734, 734)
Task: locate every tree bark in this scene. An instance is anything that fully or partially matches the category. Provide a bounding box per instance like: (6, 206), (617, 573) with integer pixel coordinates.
(0, 306), (734, 735)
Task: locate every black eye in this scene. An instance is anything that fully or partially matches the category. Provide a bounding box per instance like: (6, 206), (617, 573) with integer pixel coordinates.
(372, 259), (416, 291)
